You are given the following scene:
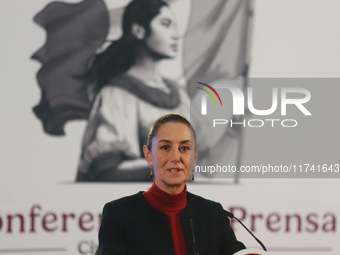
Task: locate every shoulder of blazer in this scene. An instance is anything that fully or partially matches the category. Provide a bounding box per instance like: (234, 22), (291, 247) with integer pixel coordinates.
(103, 191), (146, 212)
(187, 192), (224, 214)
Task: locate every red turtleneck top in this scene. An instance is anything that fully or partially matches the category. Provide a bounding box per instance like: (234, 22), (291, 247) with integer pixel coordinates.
(143, 181), (188, 255)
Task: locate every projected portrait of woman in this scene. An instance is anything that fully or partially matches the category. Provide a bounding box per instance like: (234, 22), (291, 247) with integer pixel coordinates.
(76, 0), (193, 181)
(32, 0), (253, 182)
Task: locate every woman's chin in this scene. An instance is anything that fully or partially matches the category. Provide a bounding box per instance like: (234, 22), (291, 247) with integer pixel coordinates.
(163, 51), (177, 59)
(152, 48), (177, 60)
(165, 176), (188, 186)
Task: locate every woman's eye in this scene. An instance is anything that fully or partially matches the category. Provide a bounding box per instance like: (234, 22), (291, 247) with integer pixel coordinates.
(161, 19), (171, 28)
(161, 145), (170, 150)
(180, 146), (190, 152)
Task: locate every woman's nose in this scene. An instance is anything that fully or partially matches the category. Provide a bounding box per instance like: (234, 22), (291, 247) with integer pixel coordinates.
(171, 25), (179, 40)
(171, 34), (179, 41)
(169, 148), (180, 162)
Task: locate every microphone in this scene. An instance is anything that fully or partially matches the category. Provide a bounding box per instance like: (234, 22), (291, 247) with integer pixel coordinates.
(188, 214), (199, 255)
(225, 211), (267, 252)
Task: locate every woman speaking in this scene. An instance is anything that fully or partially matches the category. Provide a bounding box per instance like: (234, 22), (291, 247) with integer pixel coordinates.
(95, 114), (245, 255)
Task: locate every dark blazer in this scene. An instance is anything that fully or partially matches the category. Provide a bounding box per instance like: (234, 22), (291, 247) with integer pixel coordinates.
(95, 191), (246, 255)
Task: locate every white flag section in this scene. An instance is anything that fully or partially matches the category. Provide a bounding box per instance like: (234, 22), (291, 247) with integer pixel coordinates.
(1, 0), (340, 254)
(183, 0), (253, 80)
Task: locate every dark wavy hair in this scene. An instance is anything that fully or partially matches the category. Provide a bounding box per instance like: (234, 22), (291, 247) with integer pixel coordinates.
(147, 114), (197, 151)
(85, 0), (168, 93)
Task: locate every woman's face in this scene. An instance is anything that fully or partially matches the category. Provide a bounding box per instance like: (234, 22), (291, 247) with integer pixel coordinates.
(145, 6), (179, 58)
(144, 122), (198, 192)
